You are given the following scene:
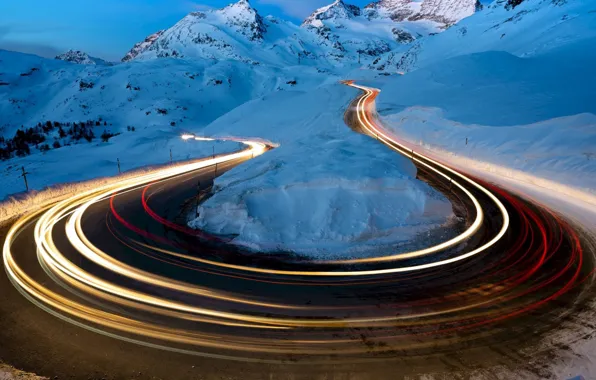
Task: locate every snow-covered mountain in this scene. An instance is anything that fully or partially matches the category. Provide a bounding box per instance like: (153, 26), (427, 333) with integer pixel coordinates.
(302, 0), (362, 27)
(55, 50), (111, 65)
(122, 0), (469, 68)
(299, 0), (444, 64)
(123, 0), (281, 64)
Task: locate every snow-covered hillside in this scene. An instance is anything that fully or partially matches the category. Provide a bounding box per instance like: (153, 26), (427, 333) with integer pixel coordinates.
(393, 0), (596, 72)
(0, 49), (327, 137)
(375, 0), (596, 194)
(55, 50), (112, 66)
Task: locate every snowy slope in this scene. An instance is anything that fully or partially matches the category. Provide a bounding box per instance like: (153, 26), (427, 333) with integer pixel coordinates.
(0, 49), (326, 138)
(0, 47), (329, 199)
(377, 34), (596, 193)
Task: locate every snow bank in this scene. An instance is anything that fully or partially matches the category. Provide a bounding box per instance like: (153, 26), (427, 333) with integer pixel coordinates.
(190, 84), (453, 257)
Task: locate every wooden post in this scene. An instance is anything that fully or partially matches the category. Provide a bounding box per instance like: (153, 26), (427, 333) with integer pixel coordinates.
(117, 158), (121, 174)
(21, 166), (29, 192)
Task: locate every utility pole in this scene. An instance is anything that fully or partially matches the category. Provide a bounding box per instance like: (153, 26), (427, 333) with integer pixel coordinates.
(117, 158), (121, 174)
(466, 137), (468, 145)
(20, 166), (29, 192)
(170, 148), (173, 164)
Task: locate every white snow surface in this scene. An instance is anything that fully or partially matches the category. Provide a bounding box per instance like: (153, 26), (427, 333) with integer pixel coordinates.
(189, 85), (453, 256)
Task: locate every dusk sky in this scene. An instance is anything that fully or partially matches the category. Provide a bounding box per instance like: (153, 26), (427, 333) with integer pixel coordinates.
(0, 0), (374, 61)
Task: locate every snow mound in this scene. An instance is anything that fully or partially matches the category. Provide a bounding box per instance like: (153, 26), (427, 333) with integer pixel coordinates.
(189, 85), (453, 256)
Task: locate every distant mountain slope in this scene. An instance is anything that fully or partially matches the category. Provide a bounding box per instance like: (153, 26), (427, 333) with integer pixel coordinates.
(55, 50), (112, 65)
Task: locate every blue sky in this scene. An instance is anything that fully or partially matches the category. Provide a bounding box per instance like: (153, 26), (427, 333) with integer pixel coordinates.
(0, 0), (487, 61)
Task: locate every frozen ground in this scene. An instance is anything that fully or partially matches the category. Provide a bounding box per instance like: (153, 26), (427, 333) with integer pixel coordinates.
(190, 84), (453, 257)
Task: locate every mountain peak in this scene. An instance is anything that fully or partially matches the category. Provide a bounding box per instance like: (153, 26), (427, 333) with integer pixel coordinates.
(217, 0), (267, 41)
(55, 50), (109, 65)
(302, 0), (362, 28)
